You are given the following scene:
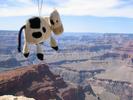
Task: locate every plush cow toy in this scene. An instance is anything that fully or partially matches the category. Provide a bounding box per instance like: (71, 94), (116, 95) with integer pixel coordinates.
(18, 10), (64, 60)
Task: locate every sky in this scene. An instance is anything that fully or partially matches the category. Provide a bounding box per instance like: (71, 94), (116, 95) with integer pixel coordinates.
(0, 0), (133, 33)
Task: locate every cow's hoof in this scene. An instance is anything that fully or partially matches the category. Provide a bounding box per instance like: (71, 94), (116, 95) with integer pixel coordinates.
(37, 53), (44, 60)
(23, 53), (29, 58)
(52, 46), (58, 51)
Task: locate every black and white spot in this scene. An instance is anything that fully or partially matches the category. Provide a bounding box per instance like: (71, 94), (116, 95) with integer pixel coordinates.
(32, 32), (42, 38)
(29, 17), (41, 29)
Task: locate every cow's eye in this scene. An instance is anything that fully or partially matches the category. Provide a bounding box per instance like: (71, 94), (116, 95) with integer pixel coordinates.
(50, 19), (54, 25)
(56, 20), (58, 23)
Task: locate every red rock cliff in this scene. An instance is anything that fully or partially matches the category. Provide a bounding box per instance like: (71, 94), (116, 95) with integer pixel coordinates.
(0, 64), (85, 100)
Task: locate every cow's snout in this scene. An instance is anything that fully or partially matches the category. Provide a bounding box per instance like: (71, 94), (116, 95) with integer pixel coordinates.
(32, 32), (42, 38)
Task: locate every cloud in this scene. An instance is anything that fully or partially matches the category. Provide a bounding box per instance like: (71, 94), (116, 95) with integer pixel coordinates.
(58, 0), (133, 18)
(0, 0), (133, 18)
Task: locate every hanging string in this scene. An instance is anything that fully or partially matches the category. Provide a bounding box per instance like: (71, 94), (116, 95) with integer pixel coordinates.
(37, 0), (44, 16)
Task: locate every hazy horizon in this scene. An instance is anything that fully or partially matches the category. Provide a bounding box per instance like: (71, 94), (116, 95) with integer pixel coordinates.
(0, 30), (133, 34)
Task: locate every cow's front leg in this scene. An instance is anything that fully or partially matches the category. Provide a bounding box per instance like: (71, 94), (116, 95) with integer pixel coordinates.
(23, 42), (29, 58)
(36, 43), (44, 60)
(50, 36), (58, 51)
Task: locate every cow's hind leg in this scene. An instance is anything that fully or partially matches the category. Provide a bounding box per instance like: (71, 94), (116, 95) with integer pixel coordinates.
(36, 43), (44, 60)
(23, 42), (30, 58)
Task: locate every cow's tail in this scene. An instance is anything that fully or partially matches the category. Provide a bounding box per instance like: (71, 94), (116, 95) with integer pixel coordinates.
(18, 25), (26, 52)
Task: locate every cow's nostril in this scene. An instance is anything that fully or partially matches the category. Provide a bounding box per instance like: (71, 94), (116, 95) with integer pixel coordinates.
(32, 32), (42, 38)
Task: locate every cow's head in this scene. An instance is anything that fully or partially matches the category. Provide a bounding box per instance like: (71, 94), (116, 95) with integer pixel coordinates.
(50, 10), (64, 35)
